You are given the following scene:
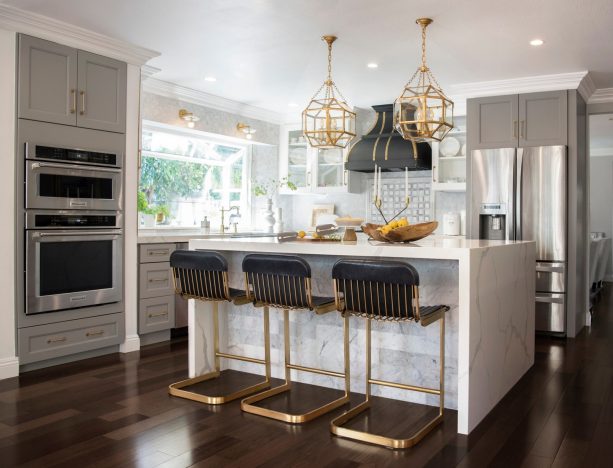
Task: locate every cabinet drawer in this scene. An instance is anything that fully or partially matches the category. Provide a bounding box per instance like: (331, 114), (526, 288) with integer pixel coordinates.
(140, 243), (176, 263)
(139, 296), (175, 334)
(18, 313), (124, 364)
(139, 262), (174, 298)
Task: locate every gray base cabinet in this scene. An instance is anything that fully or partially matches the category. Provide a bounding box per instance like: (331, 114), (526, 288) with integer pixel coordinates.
(468, 90), (568, 150)
(18, 34), (127, 133)
(18, 313), (124, 365)
(138, 243), (183, 336)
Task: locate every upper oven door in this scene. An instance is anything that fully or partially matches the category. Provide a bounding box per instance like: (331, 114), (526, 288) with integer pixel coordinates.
(26, 160), (123, 211)
(26, 229), (123, 314)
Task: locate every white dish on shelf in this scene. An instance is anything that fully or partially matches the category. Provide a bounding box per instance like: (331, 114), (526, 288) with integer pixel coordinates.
(440, 136), (460, 157)
(460, 142), (467, 156)
(289, 148), (307, 165)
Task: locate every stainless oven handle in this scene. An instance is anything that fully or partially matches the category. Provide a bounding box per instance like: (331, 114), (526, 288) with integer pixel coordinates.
(36, 230), (123, 237)
(29, 161), (122, 173)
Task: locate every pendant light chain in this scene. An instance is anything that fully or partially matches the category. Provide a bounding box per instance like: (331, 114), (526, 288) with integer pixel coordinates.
(421, 21), (428, 71)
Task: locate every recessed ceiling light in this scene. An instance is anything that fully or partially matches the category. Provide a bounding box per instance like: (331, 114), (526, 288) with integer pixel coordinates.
(367, 63), (378, 69)
(530, 39), (544, 46)
(204, 76), (217, 82)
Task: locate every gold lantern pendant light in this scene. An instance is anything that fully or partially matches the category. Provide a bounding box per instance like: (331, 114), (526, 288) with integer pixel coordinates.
(394, 18), (454, 144)
(302, 35), (356, 148)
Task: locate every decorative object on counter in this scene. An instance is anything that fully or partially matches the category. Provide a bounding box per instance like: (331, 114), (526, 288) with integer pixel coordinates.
(443, 212), (461, 236)
(310, 203), (335, 227)
(393, 18), (454, 144)
(253, 177), (297, 233)
(363, 221), (438, 243)
(200, 215), (211, 234)
(372, 166), (410, 225)
(178, 108), (199, 128)
(335, 216), (363, 242)
(369, 175), (431, 226)
(236, 122), (256, 140)
(302, 35), (356, 149)
(273, 207), (284, 233)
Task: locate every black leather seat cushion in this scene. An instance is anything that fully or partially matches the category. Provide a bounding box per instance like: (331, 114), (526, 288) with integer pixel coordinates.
(419, 305), (449, 317)
(311, 295), (335, 307)
(229, 288), (247, 299)
(170, 250), (228, 272)
(242, 254), (311, 278)
(332, 259), (419, 286)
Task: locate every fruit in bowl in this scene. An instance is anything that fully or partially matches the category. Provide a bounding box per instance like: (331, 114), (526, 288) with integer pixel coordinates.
(363, 219), (438, 243)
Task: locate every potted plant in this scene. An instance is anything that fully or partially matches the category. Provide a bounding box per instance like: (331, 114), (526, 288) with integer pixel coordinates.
(137, 191), (156, 228)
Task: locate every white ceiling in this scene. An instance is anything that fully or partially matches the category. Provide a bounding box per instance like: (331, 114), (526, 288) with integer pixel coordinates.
(4, 0), (613, 117)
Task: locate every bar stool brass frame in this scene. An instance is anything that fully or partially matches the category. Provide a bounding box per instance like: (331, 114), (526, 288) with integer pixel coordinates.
(330, 275), (448, 449)
(168, 263), (272, 405)
(240, 270), (350, 424)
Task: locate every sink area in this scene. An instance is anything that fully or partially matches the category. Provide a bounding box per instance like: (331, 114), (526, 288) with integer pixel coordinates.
(229, 232), (278, 238)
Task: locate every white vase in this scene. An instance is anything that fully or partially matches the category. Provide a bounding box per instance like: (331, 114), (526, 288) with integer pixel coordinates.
(274, 207), (283, 233)
(263, 198), (275, 233)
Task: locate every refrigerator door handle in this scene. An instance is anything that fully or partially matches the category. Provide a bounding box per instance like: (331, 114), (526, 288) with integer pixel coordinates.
(515, 147), (524, 241)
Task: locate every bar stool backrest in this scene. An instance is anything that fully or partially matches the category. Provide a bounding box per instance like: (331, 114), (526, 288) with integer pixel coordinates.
(242, 254), (313, 309)
(332, 259), (420, 321)
(170, 250), (230, 301)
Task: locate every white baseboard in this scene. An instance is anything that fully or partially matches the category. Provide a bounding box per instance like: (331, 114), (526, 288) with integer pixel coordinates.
(119, 334), (141, 353)
(0, 356), (19, 380)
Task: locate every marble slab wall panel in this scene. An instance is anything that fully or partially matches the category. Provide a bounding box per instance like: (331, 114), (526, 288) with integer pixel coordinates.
(204, 253), (460, 410)
(461, 242), (535, 432)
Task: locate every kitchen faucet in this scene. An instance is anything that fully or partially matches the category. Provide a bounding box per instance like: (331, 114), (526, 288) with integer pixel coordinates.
(220, 206), (241, 233)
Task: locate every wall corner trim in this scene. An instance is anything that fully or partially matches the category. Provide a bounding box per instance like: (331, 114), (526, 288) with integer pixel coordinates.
(0, 356), (19, 380)
(0, 4), (159, 65)
(589, 88), (613, 104)
(119, 334), (141, 354)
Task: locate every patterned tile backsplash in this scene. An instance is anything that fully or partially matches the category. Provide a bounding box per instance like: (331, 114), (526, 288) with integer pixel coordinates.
(368, 177), (432, 225)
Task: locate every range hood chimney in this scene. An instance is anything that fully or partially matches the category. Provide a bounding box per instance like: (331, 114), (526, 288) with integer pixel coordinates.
(345, 104), (432, 172)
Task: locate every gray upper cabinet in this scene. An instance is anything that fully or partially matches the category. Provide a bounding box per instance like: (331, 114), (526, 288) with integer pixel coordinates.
(76, 51), (127, 133)
(467, 94), (519, 149)
(18, 34), (126, 134)
(18, 35), (78, 126)
(519, 91), (567, 147)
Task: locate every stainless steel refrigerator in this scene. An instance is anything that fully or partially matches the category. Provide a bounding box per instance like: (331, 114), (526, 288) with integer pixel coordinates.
(469, 146), (567, 334)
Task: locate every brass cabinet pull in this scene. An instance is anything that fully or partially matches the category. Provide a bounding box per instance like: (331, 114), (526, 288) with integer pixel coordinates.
(148, 250), (169, 256)
(79, 90), (86, 115)
(47, 336), (67, 344)
(307, 171), (312, 187)
(70, 89), (76, 114)
(86, 330), (105, 337)
(432, 164), (437, 182)
(513, 120), (518, 138)
(520, 120), (525, 138)
(148, 311), (168, 318)
(149, 277), (168, 283)
(343, 170), (348, 186)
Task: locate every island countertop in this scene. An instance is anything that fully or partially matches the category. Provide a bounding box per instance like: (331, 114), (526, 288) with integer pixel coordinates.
(188, 235), (534, 260)
(186, 235), (536, 435)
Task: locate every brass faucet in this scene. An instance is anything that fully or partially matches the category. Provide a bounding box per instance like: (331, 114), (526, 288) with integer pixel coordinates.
(220, 205), (241, 234)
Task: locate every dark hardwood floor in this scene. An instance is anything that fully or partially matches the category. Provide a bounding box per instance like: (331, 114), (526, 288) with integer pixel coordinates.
(1, 285), (612, 467)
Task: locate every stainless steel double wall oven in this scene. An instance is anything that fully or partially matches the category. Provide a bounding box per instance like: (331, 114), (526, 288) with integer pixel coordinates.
(21, 120), (124, 315)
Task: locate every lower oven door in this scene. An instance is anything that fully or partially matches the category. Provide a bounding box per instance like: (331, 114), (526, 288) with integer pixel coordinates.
(26, 229), (123, 314)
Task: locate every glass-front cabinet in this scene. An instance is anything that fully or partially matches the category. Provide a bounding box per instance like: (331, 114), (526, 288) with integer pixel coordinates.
(431, 115), (467, 192)
(279, 124), (361, 194)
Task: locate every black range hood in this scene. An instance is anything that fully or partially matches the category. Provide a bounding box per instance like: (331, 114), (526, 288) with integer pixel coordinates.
(345, 104), (432, 172)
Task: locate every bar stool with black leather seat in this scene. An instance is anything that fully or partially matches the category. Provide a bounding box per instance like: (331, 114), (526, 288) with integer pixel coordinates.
(167, 250), (272, 404)
(330, 258), (449, 449)
(240, 253), (350, 424)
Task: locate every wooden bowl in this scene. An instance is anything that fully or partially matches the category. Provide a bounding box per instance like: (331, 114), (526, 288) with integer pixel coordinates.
(363, 221), (438, 243)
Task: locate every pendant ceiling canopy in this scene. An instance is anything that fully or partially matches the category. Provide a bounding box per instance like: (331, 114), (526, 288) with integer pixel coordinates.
(393, 18), (454, 143)
(302, 35), (356, 149)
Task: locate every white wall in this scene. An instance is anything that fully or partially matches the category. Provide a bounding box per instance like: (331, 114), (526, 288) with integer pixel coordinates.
(589, 155), (613, 278)
(0, 28), (18, 379)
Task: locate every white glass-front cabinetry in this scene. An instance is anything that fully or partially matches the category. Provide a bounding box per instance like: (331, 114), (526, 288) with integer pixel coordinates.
(431, 115), (467, 192)
(279, 124), (361, 194)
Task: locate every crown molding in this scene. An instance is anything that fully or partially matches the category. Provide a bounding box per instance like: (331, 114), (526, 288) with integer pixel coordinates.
(589, 88), (613, 104)
(449, 71), (589, 102)
(578, 73), (597, 102)
(591, 147), (613, 157)
(143, 77), (284, 125)
(0, 4), (159, 65)
(141, 65), (161, 81)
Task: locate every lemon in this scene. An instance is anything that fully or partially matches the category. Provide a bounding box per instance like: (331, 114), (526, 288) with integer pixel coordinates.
(380, 225), (392, 235)
(297, 230), (306, 238)
(311, 232), (320, 239)
(389, 220), (399, 229)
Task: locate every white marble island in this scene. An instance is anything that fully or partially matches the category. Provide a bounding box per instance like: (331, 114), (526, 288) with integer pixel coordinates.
(186, 235), (535, 435)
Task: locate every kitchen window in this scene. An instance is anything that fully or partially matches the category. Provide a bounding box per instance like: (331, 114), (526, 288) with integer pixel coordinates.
(139, 121), (251, 228)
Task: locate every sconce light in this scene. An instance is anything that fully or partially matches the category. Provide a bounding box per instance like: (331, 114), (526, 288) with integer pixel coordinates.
(179, 109), (199, 128)
(237, 123), (257, 140)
